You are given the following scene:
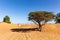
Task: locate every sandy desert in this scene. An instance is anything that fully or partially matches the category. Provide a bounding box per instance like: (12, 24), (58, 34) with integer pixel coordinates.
(0, 22), (60, 40)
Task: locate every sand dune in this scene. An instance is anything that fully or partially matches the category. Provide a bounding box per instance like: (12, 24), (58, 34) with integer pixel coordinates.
(0, 22), (60, 40)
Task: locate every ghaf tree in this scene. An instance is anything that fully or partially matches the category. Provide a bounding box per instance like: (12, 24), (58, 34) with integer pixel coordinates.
(56, 13), (60, 23)
(3, 16), (11, 23)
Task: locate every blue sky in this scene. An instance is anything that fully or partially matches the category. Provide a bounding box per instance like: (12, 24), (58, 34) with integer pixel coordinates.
(0, 0), (60, 24)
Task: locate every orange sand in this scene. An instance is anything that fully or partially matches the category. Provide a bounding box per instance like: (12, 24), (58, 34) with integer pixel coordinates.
(0, 22), (60, 40)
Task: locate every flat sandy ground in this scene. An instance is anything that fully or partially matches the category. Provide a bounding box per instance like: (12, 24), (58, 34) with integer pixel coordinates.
(0, 22), (60, 40)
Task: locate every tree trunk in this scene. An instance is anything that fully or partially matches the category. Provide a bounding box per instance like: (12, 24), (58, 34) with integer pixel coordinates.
(38, 23), (42, 31)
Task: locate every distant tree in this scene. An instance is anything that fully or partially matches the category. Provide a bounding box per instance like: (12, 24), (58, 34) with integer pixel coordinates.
(3, 16), (11, 23)
(28, 11), (55, 31)
(56, 13), (60, 23)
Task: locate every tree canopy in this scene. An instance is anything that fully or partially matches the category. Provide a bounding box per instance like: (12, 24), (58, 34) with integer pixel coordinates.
(56, 13), (60, 23)
(3, 16), (11, 23)
(28, 11), (55, 31)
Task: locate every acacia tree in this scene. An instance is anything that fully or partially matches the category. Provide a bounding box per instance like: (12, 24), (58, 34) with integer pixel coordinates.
(28, 11), (55, 31)
(3, 16), (11, 23)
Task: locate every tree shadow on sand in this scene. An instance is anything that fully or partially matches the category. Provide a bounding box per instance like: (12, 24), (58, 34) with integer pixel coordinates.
(10, 28), (39, 32)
